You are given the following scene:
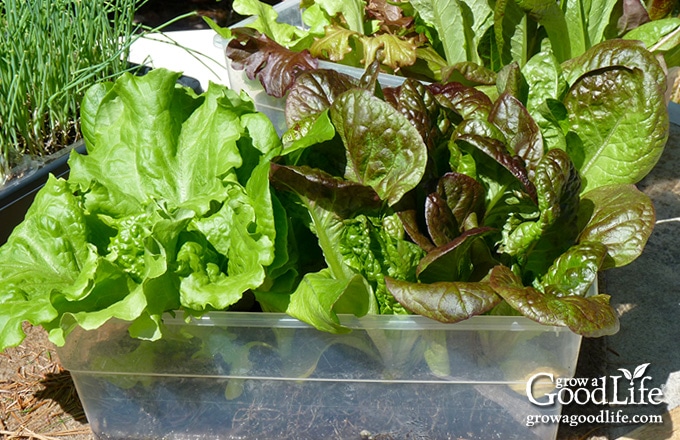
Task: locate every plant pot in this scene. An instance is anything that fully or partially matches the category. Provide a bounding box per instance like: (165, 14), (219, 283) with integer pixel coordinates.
(0, 141), (86, 245)
(57, 298), (592, 440)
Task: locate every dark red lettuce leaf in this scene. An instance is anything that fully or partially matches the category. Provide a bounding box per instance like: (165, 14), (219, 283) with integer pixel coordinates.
(383, 78), (441, 149)
(285, 69), (359, 126)
(647, 0), (676, 20)
(226, 27), (318, 98)
(417, 226), (495, 283)
(397, 206), (436, 251)
(436, 172), (486, 229)
(385, 277), (501, 323)
(489, 265), (619, 337)
(366, 0), (414, 27)
(425, 192), (459, 247)
(428, 82), (494, 120)
(617, 0), (650, 33)
(270, 163), (382, 217)
(453, 119), (537, 203)
(489, 92), (543, 178)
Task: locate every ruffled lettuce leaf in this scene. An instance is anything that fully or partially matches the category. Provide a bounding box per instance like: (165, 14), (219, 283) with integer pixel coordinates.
(0, 69), (283, 350)
(490, 264), (619, 337)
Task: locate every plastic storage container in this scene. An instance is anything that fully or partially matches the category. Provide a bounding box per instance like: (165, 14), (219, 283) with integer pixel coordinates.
(216, 0), (408, 134)
(58, 310), (585, 440)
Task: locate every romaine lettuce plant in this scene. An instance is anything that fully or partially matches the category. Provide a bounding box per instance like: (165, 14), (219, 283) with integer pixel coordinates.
(252, 37), (666, 337)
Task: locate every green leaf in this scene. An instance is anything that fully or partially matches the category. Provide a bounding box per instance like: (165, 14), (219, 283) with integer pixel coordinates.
(331, 89), (428, 206)
(489, 265), (619, 336)
(411, 0), (494, 65)
(309, 25), (357, 62)
(494, 0), (532, 66)
(385, 277), (501, 323)
(562, 0), (618, 52)
(314, 0), (367, 34)
(282, 269), (372, 333)
(0, 176), (91, 349)
(360, 33), (418, 69)
(70, 70), (244, 216)
(522, 47), (567, 112)
(80, 82), (113, 149)
(577, 184), (656, 269)
(515, 0), (571, 62)
(562, 41), (668, 191)
(623, 18), (680, 52)
(540, 242), (606, 296)
(338, 214), (424, 314)
(232, 0), (309, 46)
(282, 110), (337, 156)
(6, 69), (280, 347)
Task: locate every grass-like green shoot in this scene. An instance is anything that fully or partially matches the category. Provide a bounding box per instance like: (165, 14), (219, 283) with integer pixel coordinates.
(0, 0), (143, 185)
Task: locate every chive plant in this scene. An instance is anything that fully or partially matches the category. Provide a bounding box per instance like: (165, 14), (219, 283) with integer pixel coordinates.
(0, 0), (144, 185)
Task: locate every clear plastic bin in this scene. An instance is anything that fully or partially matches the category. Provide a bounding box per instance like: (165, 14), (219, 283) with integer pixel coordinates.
(58, 310), (585, 440)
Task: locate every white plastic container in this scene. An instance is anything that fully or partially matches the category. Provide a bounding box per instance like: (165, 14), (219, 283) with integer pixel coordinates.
(58, 310), (585, 439)
(216, 0), (408, 134)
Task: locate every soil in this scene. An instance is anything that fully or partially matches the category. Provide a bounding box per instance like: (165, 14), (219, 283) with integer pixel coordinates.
(0, 324), (91, 439)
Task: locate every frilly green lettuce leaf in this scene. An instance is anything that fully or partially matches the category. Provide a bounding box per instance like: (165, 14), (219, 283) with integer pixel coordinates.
(71, 70), (246, 216)
(309, 24), (357, 62)
(0, 176), (85, 348)
(0, 69), (283, 350)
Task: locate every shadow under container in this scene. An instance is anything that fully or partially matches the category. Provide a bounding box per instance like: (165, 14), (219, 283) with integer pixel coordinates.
(58, 311), (582, 440)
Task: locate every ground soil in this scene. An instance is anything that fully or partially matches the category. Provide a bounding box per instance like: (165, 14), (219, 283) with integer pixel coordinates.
(0, 324), (91, 440)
